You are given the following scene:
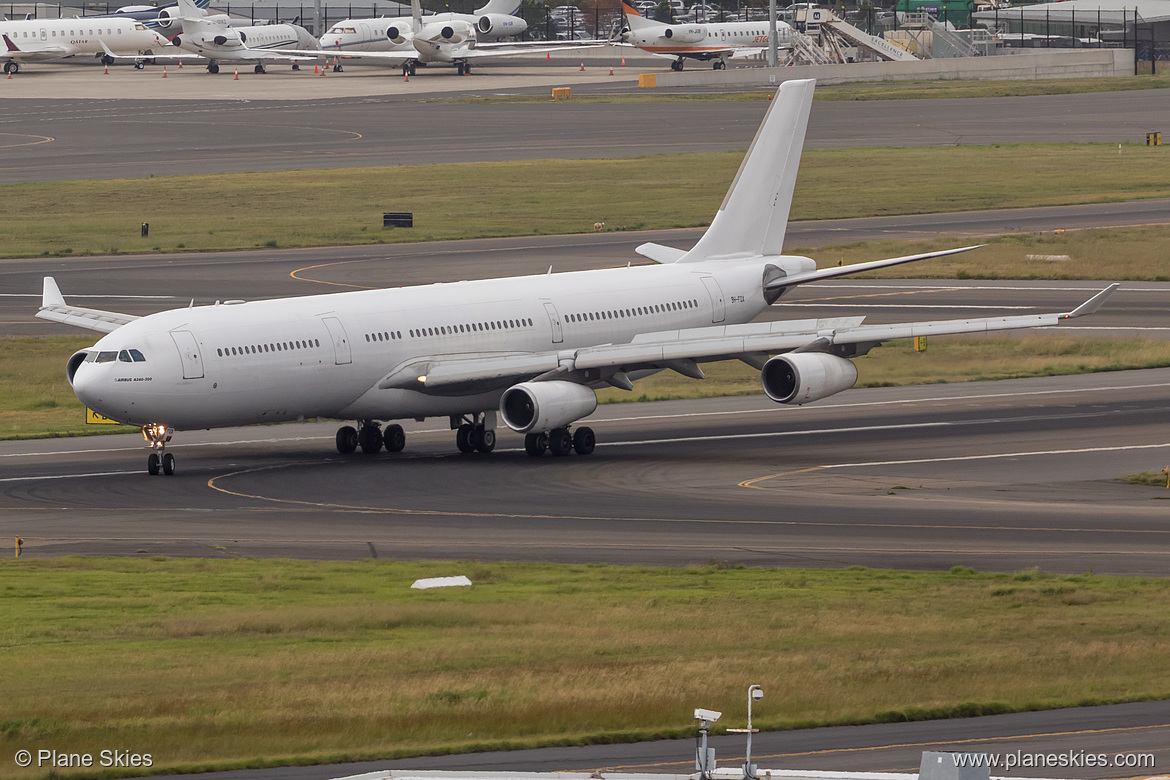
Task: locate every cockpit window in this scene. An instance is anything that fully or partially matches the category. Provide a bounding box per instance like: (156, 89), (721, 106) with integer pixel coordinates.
(129, 349), (146, 362)
(95, 351), (118, 363)
(84, 352), (97, 362)
(118, 350), (133, 362)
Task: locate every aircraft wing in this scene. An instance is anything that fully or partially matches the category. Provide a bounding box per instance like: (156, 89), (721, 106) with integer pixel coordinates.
(98, 38), (204, 62)
(224, 46), (319, 62)
(282, 47), (415, 63)
(459, 41), (604, 58)
(377, 284), (1119, 392)
(36, 277), (139, 333)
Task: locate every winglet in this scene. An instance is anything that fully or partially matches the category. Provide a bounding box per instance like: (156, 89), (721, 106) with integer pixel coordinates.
(622, 2), (643, 17)
(1062, 283), (1120, 319)
(3, 33), (22, 52)
(42, 277), (65, 309)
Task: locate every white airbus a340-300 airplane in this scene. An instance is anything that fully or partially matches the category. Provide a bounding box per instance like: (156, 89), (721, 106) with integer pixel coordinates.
(39, 79), (1117, 476)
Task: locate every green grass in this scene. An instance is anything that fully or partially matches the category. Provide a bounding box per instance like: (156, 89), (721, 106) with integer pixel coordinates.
(4, 143), (1170, 258)
(3, 558), (1170, 778)
(802, 226), (1170, 281)
(1122, 471), (1170, 488)
(430, 74), (1170, 104)
(11, 334), (1170, 440)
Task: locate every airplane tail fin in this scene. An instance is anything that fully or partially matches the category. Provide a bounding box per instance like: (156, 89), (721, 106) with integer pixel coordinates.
(621, 2), (657, 30)
(175, 0), (202, 19)
(410, 0), (422, 27)
(473, 0), (521, 16)
(678, 78), (815, 263)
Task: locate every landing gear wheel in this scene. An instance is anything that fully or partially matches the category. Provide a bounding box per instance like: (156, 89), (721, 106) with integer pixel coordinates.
(4, 61), (19, 74)
(336, 425), (358, 454)
(463, 62), (472, 75)
(134, 61), (145, 69)
(358, 425), (383, 454)
(548, 428), (572, 457)
(524, 432), (548, 457)
(475, 427), (496, 453)
(456, 62), (466, 76)
(147, 452), (160, 476)
(208, 62), (220, 74)
(332, 62), (343, 72)
(408, 62), (417, 75)
(383, 424), (406, 453)
(101, 54), (114, 66)
(254, 63), (266, 74)
(161, 452), (176, 475)
(572, 426), (595, 455)
(456, 423), (475, 453)
(292, 62), (300, 70)
(671, 59), (683, 71)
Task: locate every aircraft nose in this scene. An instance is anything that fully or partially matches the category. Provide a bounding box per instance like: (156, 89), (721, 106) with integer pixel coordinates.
(70, 362), (105, 410)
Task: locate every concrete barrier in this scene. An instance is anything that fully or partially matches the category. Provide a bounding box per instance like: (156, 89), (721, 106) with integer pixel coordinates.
(641, 49), (1134, 88)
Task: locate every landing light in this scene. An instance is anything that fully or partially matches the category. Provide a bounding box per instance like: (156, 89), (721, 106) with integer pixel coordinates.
(417, 375), (427, 383)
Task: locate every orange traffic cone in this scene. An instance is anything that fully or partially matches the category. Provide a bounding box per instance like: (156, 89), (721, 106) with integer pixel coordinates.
(404, 70), (409, 82)
(313, 63), (318, 73)
(178, 60), (183, 68)
(103, 63), (109, 74)
(609, 66), (614, 75)
(162, 66), (167, 78)
(6, 71), (10, 79)
(233, 68), (239, 79)
(546, 51), (551, 61)
(579, 61), (585, 71)
(621, 55), (626, 65)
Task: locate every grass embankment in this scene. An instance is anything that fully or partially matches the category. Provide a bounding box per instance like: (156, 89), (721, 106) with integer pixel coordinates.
(1123, 471), (1170, 487)
(4, 143), (1170, 258)
(11, 334), (1170, 440)
(3, 559), (1170, 778)
(434, 73), (1170, 103)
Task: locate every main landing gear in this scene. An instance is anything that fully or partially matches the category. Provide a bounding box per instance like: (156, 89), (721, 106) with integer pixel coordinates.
(402, 61), (417, 77)
(207, 61), (220, 74)
(143, 423), (176, 476)
(335, 420), (406, 455)
(453, 412), (495, 454)
(455, 61), (472, 76)
(254, 63), (267, 74)
(524, 426), (595, 458)
(4, 61), (20, 74)
(670, 58), (685, 71)
(712, 59), (726, 70)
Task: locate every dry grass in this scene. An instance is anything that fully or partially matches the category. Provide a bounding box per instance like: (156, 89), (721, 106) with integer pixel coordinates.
(3, 144), (1170, 259)
(1121, 471), (1170, 488)
(3, 559), (1170, 777)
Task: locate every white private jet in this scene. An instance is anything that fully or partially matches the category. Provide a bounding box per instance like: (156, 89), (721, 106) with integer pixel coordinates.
(303, 0), (597, 76)
(0, 15), (167, 73)
(39, 79), (1117, 476)
(167, 0), (319, 74)
(619, 1), (792, 70)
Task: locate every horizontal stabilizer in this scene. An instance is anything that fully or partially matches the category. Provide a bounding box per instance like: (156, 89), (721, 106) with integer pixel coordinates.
(635, 242), (687, 264)
(766, 245), (984, 290)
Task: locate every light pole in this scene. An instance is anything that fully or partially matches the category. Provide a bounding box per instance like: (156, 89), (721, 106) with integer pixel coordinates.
(728, 685), (763, 780)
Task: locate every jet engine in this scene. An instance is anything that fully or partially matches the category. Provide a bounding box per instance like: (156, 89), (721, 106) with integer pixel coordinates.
(475, 13), (527, 37)
(760, 352), (857, 405)
(155, 6), (181, 32)
(385, 25), (407, 43)
(433, 20), (474, 41)
(500, 381), (597, 433)
(663, 26), (705, 42)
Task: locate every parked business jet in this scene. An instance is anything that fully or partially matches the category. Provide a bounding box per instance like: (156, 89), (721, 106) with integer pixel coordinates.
(0, 15), (167, 72)
(304, 0), (595, 75)
(619, 1), (792, 70)
(168, 0), (319, 73)
(39, 79), (1117, 476)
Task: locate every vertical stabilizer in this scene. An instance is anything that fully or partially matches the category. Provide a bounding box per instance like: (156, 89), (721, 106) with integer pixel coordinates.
(410, 0), (422, 27)
(622, 2), (657, 30)
(176, 0), (202, 19)
(678, 78), (815, 263)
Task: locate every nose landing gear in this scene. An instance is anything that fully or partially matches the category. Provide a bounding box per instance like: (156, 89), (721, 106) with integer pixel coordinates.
(143, 423), (176, 475)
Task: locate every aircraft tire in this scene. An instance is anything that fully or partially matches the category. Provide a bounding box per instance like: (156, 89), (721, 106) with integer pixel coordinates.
(147, 452), (160, 476)
(464, 63), (472, 75)
(524, 432), (548, 457)
(162, 452), (176, 476)
(456, 62), (465, 76)
(548, 427), (572, 457)
(336, 425), (358, 454)
(475, 427), (496, 453)
(254, 64), (265, 74)
(383, 424), (406, 453)
(456, 423), (475, 453)
(208, 62), (220, 74)
(134, 61), (145, 69)
(572, 426), (595, 455)
(358, 425), (383, 454)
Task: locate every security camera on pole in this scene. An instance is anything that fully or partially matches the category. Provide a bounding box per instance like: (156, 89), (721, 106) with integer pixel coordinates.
(728, 685), (764, 780)
(694, 708), (721, 780)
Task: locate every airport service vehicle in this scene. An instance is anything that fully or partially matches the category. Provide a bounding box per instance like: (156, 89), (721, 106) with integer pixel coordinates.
(619, 1), (791, 70)
(308, 0), (596, 75)
(0, 15), (166, 73)
(38, 79), (1117, 476)
(168, 0), (319, 73)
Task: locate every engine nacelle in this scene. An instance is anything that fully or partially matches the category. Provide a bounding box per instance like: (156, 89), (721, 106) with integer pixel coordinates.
(213, 34), (229, 45)
(156, 7), (180, 31)
(476, 13), (527, 37)
(385, 25), (407, 43)
(760, 353), (857, 405)
(434, 21), (474, 41)
(663, 26), (705, 43)
(500, 381), (597, 433)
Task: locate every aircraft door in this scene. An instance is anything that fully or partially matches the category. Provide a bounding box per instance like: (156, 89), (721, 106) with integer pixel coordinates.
(700, 276), (726, 323)
(321, 316), (352, 365)
(543, 302), (563, 344)
(40, 27), (47, 41)
(170, 330), (205, 379)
